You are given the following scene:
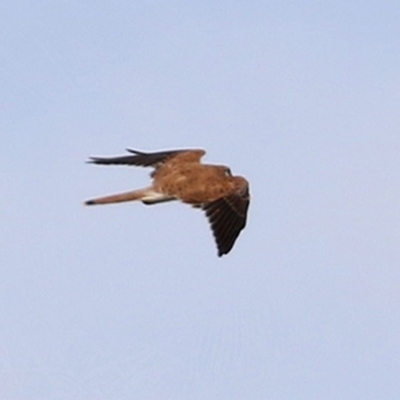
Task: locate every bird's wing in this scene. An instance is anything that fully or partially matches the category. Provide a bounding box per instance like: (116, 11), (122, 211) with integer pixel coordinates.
(88, 149), (201, 168)
(202, 187), (250, 256)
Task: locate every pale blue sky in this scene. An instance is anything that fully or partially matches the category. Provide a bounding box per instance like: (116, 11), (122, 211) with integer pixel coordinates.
(1, 1), (400, 399)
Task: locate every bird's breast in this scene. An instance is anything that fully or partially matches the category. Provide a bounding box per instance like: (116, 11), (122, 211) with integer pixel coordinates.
(155, 170), (233, 203)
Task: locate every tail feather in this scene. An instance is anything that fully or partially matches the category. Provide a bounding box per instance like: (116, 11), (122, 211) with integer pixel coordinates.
(84, 187), (171, 206)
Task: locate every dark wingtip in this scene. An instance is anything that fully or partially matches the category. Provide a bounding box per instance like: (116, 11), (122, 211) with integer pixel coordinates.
(126, 148), (144, 155)
(84, 200), (96, 205)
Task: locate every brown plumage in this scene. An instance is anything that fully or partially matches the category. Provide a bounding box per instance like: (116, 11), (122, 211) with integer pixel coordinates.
(84, 148), (250, 256)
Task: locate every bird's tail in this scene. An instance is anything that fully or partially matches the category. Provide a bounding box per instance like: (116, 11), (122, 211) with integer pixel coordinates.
(84, 187), (171, 206)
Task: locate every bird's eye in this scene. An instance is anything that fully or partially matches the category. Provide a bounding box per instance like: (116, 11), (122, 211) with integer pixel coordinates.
(225, 168), (232, 176)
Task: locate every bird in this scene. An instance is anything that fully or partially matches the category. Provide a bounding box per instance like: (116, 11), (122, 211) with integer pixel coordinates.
(84, 148), (250, 256)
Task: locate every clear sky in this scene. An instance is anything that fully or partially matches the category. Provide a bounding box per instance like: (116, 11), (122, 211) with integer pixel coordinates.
(2, 1), (400, 399)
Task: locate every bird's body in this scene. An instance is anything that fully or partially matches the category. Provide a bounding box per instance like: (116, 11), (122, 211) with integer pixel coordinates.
(85, 148), (250, 256)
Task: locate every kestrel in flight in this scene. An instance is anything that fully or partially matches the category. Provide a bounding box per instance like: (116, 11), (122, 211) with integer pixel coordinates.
(84, 148), (250, 256)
